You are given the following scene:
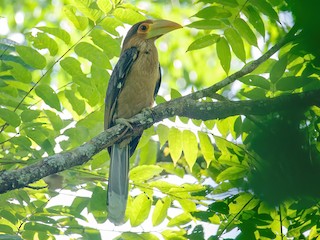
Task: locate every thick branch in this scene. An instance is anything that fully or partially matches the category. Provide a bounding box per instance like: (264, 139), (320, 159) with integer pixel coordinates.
(0, 89), (319, 194)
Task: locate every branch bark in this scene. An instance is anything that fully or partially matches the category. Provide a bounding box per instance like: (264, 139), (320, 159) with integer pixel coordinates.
(1, 88), (319, 194)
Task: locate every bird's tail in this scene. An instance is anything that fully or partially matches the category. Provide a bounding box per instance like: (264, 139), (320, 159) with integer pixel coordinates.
(107, 144), (129, 225)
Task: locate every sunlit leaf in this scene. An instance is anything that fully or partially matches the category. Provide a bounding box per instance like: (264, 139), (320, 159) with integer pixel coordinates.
(229, 193), (259, 214)
(216, 166), (248, 182)
(224, 28), (246, 62)
(130, 165), (163, 182)
(64, 5), (88, 30)
(167, 212), (193, 227)
(44, 110), (63, 131)
(243, 5), (265, 37)
(194, 6), (232, 19)
(157, 124), (170, 148)
(187, 34), (219, 51)
(168, 127), (183, 165)
(29, 32), (58, 56)
(35, 85), (61, 111)
(90, 29), (121, 59)
(234, 18), (258, 47)
(152, 197), (171, 226)
(60, 57), (84, 77)
(97, 0), (113, 14)
(100, 17), (123, 36)
(216, 36), (231, 74)
(7, 62), (32, 83)
(75, 42), (111, 69)
(72, 0), (103, 22)
(113, 7), (146, 24)
(0, 108), (20, 127)
(21, 110), (41, 122)
(198, 132), (214, 166)
(65, 90), (85, 115)
(37, 26), (71, 44)
(16, 45), (46, 69)
(182, 130), (198, 170)
(187, 20), (226, 30)
(250, 0), (279, 22)
(130, 194), (152, 227)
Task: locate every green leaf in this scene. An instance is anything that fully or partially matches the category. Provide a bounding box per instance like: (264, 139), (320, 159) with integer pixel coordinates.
(250, 0), (279, 22)
(16, 45), (46, 69)
(0, 225), (14, 235)
(167, 212), (193, 227)
(113, 7), (146, 24)
(130, 194), (152, 227)
(234, 18), (258, 47)
(157, 124), (170, 148)
(229, 193), (259, 214)
(209, 201), (229, 214)
(35, 85), (61, 111)
(0, 108), (20, 127)
(37, 26), (71, 44)
(24, 222), (60, 234)
(10, 136), (32, 149)
(216, 36), (231, 74)
(152, 197), (171, 226)
(64, 5), (88, 31)
(243, 5), (265, 37)
(44, 110), (63, 131)
(90, 29), (121, 59)
(65, 90), (85, 115)
(30, 32), (58, 56)
(198, 132), (215, 166)
(187, 34), (219, 51)
(194, 6), (232, 19)
(187, 20), (226, 30)
(97, 0), (113, 13)
(75, 42), (111, 69)
(276, 76), (317, 91)
(216, 166), (248, 182)
(60, 57), (84, 77)
(162, 230), (187, 240)
(199, 0), (238, 7)
(270, 56), (287, 83)
(7, 62), (32, 83)
(88, 186), (107, 222)
(224, 28), (246, 62)
(168, 127), (183, 165)
(21, 110), (41, 122)
(240, 75), (270, 90)
(72, 0), (102, 22)
(100, 17), (123, 36)
(129, 165), (163, 183)
(182, 130), (198, 170)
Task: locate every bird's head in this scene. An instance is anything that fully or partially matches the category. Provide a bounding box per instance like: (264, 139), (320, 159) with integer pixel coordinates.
(122, 19), (182, 49)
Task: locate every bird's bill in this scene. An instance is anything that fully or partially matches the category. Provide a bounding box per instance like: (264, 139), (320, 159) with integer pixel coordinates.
(146, 19), (182, 39)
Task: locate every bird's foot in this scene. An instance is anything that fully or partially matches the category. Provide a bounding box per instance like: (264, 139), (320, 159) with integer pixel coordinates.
(115, 118), (134, 129)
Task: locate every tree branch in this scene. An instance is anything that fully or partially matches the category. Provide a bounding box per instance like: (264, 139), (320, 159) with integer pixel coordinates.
(0, 88), (319, 194)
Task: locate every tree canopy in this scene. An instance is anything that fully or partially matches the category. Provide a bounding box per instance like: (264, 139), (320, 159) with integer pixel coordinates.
(1, 0), (320, 239)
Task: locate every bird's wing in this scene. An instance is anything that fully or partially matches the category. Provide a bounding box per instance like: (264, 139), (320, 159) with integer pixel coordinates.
(104, 47), (139, 130)
(153, 64), (162, 99)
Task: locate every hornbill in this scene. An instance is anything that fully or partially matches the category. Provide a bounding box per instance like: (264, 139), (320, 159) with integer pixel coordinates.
(104, 19), (182, 225)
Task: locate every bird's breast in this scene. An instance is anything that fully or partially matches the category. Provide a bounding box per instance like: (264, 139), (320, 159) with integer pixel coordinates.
(115, 51), (159, 120)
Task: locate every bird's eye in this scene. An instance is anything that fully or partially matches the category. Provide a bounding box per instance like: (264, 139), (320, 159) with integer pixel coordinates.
(139, 24), (148, 31)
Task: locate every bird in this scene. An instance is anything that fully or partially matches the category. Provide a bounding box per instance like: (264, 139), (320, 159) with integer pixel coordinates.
(104, 19), (182, 225)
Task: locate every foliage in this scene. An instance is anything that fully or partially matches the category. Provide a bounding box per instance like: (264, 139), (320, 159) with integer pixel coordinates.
(0, 0), (320, 239)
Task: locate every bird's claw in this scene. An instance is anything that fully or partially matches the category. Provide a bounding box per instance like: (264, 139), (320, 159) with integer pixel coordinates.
(115, 118), (134, 129)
